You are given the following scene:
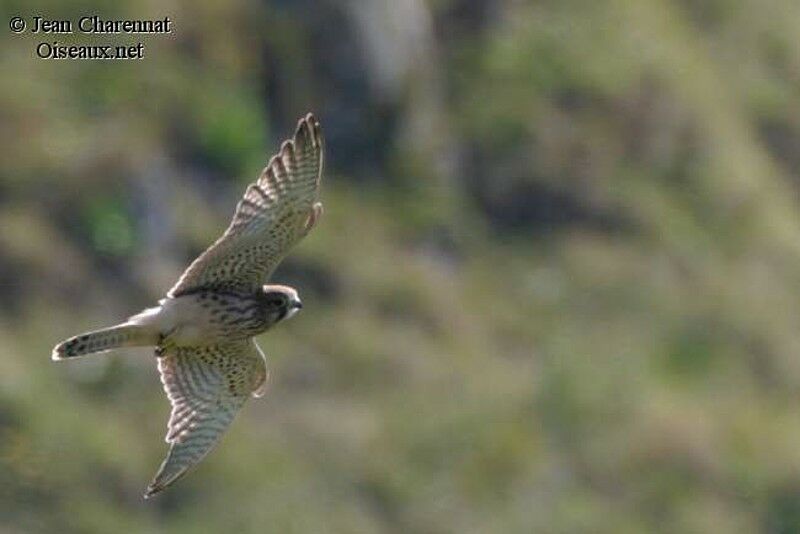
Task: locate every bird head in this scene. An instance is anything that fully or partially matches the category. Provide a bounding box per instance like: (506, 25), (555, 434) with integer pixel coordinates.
(261, 284), (303, 323)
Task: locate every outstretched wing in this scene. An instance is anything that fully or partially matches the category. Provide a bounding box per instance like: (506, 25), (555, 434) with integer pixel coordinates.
(144, 340), (267, 498)
(168, 113), (324, 297)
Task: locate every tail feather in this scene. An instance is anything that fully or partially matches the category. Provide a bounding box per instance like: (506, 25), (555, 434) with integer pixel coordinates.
(52, 323), (158, 361)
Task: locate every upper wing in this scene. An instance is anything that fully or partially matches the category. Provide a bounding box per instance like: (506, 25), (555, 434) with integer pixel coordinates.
(168, 113), (324, 297)
(144, 340), (267, 498)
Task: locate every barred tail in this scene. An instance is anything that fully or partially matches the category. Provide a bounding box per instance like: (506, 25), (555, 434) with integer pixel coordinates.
(52, 323), (158, 361)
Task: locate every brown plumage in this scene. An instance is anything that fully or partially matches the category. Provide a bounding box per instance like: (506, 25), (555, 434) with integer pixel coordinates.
(52, 114), (324, 498)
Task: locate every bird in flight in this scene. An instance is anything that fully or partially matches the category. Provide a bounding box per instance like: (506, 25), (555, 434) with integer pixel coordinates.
(52, 113), (324, 498)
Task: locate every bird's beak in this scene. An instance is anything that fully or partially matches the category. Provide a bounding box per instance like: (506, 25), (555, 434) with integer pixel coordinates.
(285, 298), (303, 320)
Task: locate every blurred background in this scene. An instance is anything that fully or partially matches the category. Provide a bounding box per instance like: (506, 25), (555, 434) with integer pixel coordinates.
(2, 0), (800, 532)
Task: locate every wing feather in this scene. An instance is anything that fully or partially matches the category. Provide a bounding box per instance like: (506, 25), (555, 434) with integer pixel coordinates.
(168, 113), (324, 297)
(144, 340), (267, 498)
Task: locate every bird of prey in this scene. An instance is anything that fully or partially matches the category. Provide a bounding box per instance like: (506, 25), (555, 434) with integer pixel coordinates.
(52, 113), (324, 498)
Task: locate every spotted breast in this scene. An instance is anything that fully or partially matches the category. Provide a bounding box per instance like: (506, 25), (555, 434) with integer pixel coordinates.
(156, 291), (272, 347)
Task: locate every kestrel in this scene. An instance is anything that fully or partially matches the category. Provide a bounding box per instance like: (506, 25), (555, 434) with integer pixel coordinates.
(52, 113), (324, 498)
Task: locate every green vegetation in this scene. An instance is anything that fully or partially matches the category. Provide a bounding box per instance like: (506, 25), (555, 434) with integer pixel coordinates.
(2, 0), (800, 532)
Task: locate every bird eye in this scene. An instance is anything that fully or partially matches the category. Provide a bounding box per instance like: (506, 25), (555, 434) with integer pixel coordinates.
(269, 298), (284, 307)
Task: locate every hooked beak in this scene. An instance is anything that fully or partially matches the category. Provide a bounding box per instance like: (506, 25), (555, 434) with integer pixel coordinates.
(285, 298), (303, 320)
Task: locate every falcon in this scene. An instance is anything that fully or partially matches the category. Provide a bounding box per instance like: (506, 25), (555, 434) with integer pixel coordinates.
(52, 113), (324, 498)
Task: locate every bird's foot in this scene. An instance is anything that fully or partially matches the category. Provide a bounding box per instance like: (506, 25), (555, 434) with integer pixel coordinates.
(154, 329), (177, 358)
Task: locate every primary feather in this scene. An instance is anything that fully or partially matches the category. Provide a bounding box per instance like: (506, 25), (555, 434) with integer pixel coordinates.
(145, 340), (267, 498)
(169, 113), (324, 297)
